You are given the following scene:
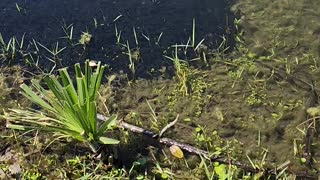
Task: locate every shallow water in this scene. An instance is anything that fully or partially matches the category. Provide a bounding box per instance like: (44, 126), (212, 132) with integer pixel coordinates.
(2, 0), (320, 178)
(0, 0), (232, 76)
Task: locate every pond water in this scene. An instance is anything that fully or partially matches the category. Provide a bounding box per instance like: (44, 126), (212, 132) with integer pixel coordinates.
(3, 0), (320, 178)
(0, 0), (233, 77)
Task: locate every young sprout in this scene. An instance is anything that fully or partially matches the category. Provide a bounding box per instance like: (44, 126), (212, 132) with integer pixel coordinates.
(114, 24), (122, 45)
(79, 32), (92, 46)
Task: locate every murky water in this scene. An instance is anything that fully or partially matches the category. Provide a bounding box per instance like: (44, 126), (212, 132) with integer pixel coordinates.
(0, 0), (233, 76)
(4, 0), (320, 178)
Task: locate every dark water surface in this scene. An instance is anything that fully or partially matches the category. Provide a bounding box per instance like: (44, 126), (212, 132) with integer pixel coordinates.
(0, 0), (233, 77)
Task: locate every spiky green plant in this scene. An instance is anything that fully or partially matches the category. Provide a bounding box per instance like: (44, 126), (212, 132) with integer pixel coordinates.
(3, 60), (119, 152)
(0, 33), (16, 63)
(164, 45), (190, 96)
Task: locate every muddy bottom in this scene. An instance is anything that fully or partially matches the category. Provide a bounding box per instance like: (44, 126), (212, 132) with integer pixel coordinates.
(103, 53), (320, 175)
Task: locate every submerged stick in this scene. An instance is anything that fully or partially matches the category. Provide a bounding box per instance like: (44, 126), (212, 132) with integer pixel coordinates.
(96, 114), (317, 179)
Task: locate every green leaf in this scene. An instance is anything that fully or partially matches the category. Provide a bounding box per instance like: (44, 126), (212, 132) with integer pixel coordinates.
(20, 83), (55, 112)
(43, 75), (65, 101)
(98, 137), (119, 145)
(88, 101), (97, 134)
(161, 173), (168, 179)
(7, 124), (28, 130)
(214, 164), (227, 180)
(59, 68), (78, 105)
(97, 115), (117, 136)
(76, 76), (85, 106)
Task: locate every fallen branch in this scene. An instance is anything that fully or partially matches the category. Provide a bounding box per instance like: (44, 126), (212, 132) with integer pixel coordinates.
(96, 114), (317, 179)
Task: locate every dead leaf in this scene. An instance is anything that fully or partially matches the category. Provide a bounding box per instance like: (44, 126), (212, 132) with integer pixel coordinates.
(9, 163), (21, 175)
(169, 145), (184, 159)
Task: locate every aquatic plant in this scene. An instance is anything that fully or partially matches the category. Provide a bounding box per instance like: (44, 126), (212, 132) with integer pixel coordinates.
(15, 3), (26, 14)
(0, 33), (17, 64)
(114, 24), (122, 45)
(3, 60), (119, 153)
(38, 41), (66, 74)
(61, 22), (77, 47)
(79, 32), (92, 48)
(125, 41), (135, 78)
(198, 155), (237, 180)
(165, 46), (190, 96)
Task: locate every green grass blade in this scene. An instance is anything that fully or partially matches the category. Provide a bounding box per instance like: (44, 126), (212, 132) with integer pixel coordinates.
(59, 68), (78, 104)
(97, 114), (117, 136)
(192, 18), (196, 48)
(76, 76), (85, 106)
(91, 63), (105, 99)
(43, 75), (65, 101)
(98, 137), (119, 145)
(88, 102), (97, 135)
(20, 84), (55, 112)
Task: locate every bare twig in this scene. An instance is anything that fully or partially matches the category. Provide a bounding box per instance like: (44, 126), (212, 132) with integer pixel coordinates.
(159, 114), (179, 137)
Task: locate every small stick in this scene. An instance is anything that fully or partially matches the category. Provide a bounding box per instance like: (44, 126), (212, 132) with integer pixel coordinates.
(159, 114), (179, 138)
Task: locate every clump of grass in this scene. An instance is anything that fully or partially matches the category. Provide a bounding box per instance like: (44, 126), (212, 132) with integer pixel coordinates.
(79, 32), (92, 48)
(2, 60), (119, 153)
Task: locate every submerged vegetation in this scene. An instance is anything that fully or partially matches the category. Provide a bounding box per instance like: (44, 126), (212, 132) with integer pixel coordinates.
(1, 0), (320, 179)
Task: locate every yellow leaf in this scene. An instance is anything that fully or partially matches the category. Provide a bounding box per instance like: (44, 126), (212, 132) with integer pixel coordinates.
(169, 145), (184, 159)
